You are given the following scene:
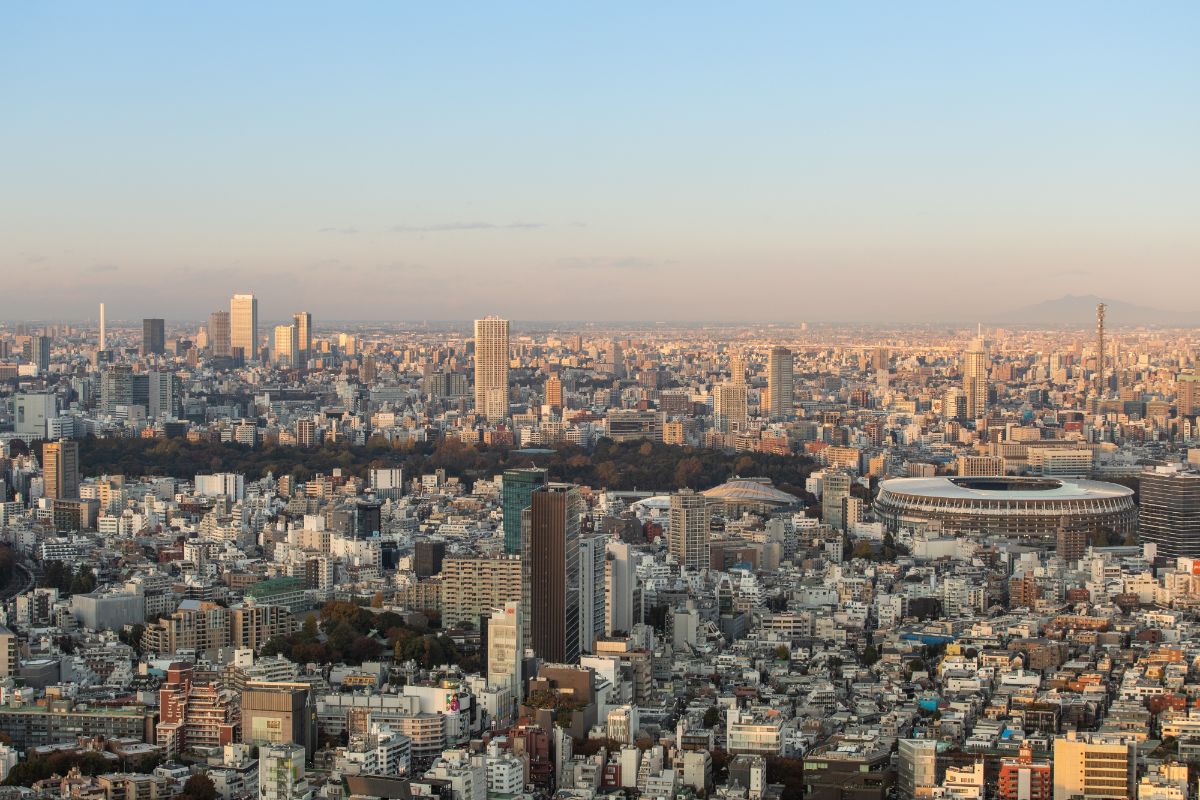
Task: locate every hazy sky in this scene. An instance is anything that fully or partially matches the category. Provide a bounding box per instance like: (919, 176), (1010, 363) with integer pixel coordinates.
(3, 3), (1197, 323)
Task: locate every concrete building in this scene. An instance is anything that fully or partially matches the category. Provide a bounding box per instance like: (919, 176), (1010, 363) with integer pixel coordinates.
(474, 316), (510, 423)
(668, 490), (709, 571)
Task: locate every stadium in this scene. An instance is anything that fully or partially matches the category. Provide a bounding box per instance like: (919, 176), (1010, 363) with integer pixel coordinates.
(875, 476), (1136, 544)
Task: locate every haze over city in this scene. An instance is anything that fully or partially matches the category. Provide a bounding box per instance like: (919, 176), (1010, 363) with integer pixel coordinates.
(4, 2), (1198, 322)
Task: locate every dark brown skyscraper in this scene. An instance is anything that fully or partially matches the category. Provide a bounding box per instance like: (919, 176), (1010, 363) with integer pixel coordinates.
(142, 318), (165, 355)
(415, 540), (446, 579)
(522, 483), (581, 664)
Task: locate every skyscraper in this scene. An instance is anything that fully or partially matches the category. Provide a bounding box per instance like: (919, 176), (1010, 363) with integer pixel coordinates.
(668, 490), (709, 571)
(962, 337), (989, 420)
(521, 483), (581, 664)
(274, 324), (299, 368)
(230, 294), (258, 360)
(1139, 465), (1200, 562)
(486, 602), (523, 696)
(766, 346), (794, 419)
(713, 383), (747, 433)
(43, 439), (80, 501)
(98, 303), (106, 351)
(209, 310), (231, 358)
(545, 375), (563, 413)
(729, 349), (746, 385)
(578, 534), (607, 654)
(823, 471), (852, 533)
(1178, 372), (1200, 416)
(24, 335), (51, 374)
(474, 316), (510, 422)
(293, 312), (312, 364)
(142, 318), (165, 356)
(503, 468), (547, 555)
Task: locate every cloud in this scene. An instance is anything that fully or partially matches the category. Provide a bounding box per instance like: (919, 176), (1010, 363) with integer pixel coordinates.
(87, 263), (119, 273)
(1049, 268), (1091, 277)
(557, 256), (665, 271)
(24, 253), (46, 264)
(318, 226), (360, 234)
(388, 221), (545, 233)
(375, 260), (425, 272)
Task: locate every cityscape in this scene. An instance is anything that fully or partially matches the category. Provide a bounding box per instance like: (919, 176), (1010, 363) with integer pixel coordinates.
(3, 3), (1199, 800)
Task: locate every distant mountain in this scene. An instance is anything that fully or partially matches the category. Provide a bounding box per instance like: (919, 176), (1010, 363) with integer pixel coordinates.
(995, 294), (1186, 326)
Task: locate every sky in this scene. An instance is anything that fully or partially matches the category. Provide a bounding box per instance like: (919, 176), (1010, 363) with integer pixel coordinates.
(2, 2), (1197, 324)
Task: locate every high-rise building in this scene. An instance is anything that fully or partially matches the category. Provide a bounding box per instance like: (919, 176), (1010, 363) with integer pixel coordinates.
(729, 349), (746, 385)
(42, 439), (80, 501)
(98, 302), (106, 351)
(414, 540), (446, 579)
(486, 602), (523, 696)
(1178, 372), (1200, 416)
(521, 483), (581, 664)
(0, 626), (17, 679)
(604, 541), (638, 635)
(578, 535), (607, 654)
(230, 294), (258, 360)
(713, 383), (747, 433)
(474, 316), (510, 422)
(766, 346), (794, 419)
(1139, 465), (1200, 562)
(668, 490), (709, 571)
(440, 556), (522, 629)
(822, 471), (853, 532)
(24, 335), (51, 374)
(962, 338), (990, 420)
(274, 324), (299, 368)
(142, 318), (165, 355)
(545, 375), (563, 412)
(502, 468), (546, 555)
(209, 311), (231, 358)
(293, 312), (312, 363)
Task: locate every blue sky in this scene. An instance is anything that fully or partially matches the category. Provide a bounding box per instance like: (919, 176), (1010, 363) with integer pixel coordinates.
(2, 2), (1197, 322)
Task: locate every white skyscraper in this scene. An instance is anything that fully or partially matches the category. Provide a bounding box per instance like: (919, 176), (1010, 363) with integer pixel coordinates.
(230, 293), (258, 360)
(487, 602), (523, 697)
(474, 316), (510, 422)
(98, 302), (106, 350)
(578, 535), (607, 654)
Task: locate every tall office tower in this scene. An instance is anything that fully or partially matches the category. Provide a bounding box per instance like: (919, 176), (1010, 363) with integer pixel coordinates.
(870, 346), (890, 372)
(729, 349), (746, 385)
(962, 338), (990, 420)
(822, 471), (852, 532)
(1096, 302), (1106, 395)
(605, 541), (638, 635)
(486, 602), (523, 696)
(1139, 465), (1200, 561)
(766, 346), (794, 419)
(147, 371), (180, 418)
(605, 339), (625, 378)
(545, 375), (564, 413)
(258, 743), (310, 800)
(209, 311), (231, 358)
(1178, 372), (1200, 416)
(414, 540), (446, 579)
(943, 387), (968, 420)
(230, 294), (258, 360)
(578, 535), (607, 654)
(43, 439), (80, 500)
(273, 324), (299, 368)
(99, 303), (106, 350)
(142, 318), (165, 355)
(521, 483), (582, 664)
(474, 316), (510, 422)
(668, 490), (709, 571)
(713, 382), (747, 433)
(502, 467), (546, 555)
(292, 312), (312, 363)
(25, 335), (51, 374)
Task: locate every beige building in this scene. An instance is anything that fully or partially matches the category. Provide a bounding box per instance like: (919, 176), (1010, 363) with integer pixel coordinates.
(230, 293), (258, 358)
(1052, 732), (1134, 800)
(440, 556), (522, 629)
(42, 439), (80, 500)
(668, 490), (709, 571)
(474, 316), (510, 422)
(766, 346), (794, 419)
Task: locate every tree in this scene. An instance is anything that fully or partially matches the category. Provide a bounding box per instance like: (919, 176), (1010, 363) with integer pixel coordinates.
(774, 645), (790, 661)
(861, 644), (880, 666)
(703, 706), (720, 728)
(851, 540), (873, 560)
(179, 773), (218, 800)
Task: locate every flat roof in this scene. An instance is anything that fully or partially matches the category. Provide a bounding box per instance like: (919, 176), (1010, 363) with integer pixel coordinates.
(879, 476), (1132, 502)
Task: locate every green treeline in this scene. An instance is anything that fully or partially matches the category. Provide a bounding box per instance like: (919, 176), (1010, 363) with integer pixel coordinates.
(78, 436), (815, 496)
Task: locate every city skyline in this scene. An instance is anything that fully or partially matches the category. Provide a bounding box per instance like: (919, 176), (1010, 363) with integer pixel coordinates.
(3, 3), (1198, 322)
